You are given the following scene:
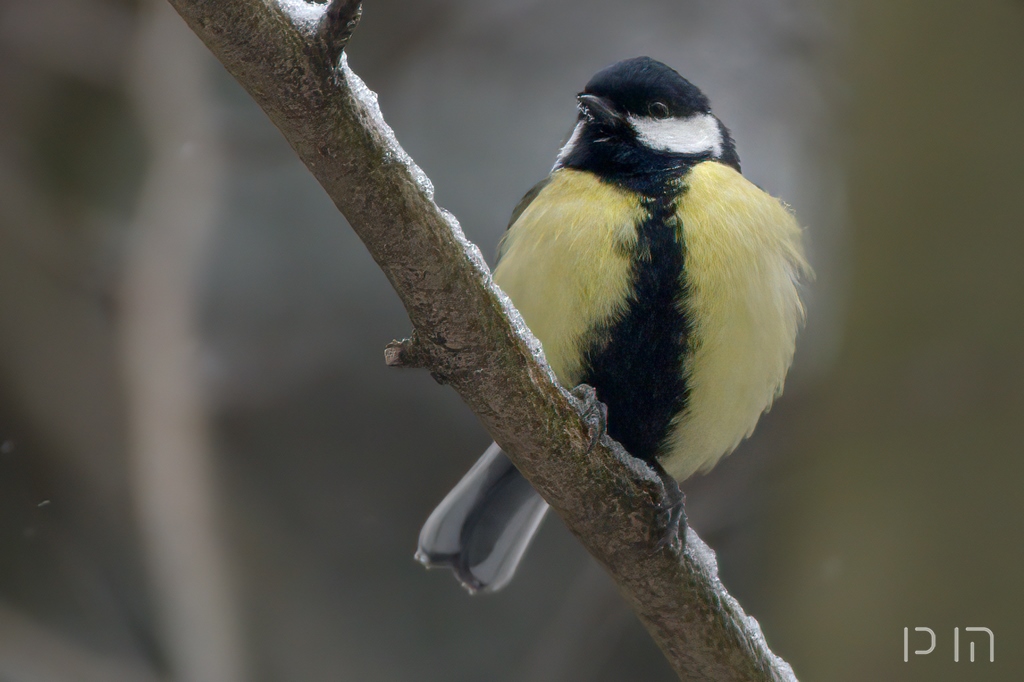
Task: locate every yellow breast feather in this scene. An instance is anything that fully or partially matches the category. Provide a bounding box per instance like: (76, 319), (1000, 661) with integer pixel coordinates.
(494, 169), (643, 386)
(663, 161), (811, 481)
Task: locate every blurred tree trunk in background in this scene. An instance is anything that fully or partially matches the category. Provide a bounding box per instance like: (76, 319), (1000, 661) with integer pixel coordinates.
(120, 3), (244, 681)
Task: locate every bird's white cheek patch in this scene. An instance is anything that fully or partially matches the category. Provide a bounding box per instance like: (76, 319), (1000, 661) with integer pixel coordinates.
(629, 114), (723, 157)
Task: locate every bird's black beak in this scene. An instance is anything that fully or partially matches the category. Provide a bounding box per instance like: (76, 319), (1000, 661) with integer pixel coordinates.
(577, 94), (622, 125)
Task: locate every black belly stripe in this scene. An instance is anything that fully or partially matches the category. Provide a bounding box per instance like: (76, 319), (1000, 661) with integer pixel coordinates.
(579, 188), (690, 464)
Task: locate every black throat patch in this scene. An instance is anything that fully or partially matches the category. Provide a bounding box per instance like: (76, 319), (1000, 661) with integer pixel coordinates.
(579, 181), (691, 464)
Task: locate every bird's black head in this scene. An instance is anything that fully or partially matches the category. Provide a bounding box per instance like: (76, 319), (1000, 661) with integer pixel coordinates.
(556, 57), (740, 189)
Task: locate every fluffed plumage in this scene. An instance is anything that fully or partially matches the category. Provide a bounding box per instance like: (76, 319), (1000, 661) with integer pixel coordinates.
(417, 57), (809, 593)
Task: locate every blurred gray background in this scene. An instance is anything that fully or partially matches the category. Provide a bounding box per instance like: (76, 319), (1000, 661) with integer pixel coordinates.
(0, 0), (1021, 680)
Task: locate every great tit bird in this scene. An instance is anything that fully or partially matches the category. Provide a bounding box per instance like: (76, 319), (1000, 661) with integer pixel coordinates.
(416, 56), (810, 593)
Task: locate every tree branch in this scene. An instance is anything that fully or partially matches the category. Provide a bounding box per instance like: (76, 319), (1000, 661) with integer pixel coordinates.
(163, 1), (798, 679)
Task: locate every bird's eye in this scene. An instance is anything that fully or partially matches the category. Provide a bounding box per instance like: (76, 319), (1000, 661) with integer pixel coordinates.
(649, 102), (670, 119)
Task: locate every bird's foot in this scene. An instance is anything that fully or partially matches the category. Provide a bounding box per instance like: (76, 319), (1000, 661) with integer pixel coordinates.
(571, 384), (608, 453)
(655, 496), (687, 551)
(651, 461), (687, 551)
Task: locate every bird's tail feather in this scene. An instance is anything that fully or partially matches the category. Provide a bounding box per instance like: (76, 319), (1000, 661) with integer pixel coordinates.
(416, 442), (549, 593)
